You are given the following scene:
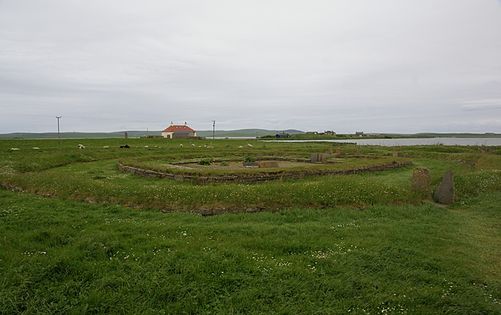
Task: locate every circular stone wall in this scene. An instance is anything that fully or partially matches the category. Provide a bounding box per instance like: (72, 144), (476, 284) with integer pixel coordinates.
(118, 157), (412, 184)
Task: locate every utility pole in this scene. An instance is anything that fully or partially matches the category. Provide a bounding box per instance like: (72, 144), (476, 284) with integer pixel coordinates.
(56, 116), (62, 139)
(212, 120), (216, 140)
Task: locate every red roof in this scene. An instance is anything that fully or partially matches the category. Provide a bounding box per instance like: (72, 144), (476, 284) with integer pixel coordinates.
(163, 124), (195, 132)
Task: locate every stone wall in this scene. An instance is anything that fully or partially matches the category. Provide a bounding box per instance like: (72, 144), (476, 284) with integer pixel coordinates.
(118, 160), (412, 184)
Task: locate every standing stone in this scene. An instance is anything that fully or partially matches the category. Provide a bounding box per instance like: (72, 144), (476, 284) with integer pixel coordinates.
(433, 171), (455, 204)
(310, 153), (320, 163)
(411, 168), (431, 196)
(311, 153), (330, 163)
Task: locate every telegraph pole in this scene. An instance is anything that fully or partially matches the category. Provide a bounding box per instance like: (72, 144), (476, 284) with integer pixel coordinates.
(212, 120), (216, 140)
(56, 116), (62, 139)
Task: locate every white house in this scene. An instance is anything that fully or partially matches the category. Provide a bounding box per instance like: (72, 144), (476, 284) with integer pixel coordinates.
(161, 123), (197, 139)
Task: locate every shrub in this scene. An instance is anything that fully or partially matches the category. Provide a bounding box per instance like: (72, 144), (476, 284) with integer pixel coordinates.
(244, 156), (256, 163)
(198, 158), (213, 166)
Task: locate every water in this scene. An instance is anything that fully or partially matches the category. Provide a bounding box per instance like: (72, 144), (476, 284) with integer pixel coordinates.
(213, 136), (257, 140)
(265, 137), (501, 146)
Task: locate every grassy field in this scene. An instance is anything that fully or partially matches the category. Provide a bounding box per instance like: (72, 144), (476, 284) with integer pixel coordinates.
(1, 138), (500, 313)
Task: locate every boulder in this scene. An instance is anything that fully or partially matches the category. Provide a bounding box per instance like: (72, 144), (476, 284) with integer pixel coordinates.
(433, 170), (455, 204)
(258, 161), (279, 168)
(411, 168), (431, 196)
(243, 161), (258, 167)
(310, 153), (331, 163)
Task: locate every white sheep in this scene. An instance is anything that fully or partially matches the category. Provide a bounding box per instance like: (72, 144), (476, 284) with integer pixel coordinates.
(10, 148), (20, 151)
(32, 147), (40, 150)
(103, 146), (110, 149)
(77, 144), (86, 149)
(247, 143), (253, 147)
(179, 144), (184, 147)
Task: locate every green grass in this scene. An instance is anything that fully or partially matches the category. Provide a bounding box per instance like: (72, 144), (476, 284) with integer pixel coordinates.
(0, 138), (500, 313)
(0, 189), (499, 313)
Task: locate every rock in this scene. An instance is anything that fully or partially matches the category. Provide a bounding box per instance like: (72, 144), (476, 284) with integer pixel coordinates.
(411, 168), (431, 196)
(310, 153), (330, 163)
(258, 161), (279, 168)
(243, 161), (258, 167)
(433, 171), (455, 204)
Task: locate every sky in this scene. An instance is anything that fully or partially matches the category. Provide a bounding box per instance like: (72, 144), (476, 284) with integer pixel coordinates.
(1, 0), (500, 133)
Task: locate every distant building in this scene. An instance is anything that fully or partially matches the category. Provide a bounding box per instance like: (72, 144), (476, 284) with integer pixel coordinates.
(355, 131), (364, 137)
(161, 122), (197, 139)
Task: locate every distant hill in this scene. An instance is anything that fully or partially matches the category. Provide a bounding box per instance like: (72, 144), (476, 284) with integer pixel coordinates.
(2, 130), (499, 140)
(0, 131), (151, 139)
(197, 129), (304, 138)
(0, 129), (304, 139)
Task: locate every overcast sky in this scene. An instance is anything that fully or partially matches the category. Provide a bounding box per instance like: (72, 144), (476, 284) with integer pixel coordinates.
(1, 0), (500, 133)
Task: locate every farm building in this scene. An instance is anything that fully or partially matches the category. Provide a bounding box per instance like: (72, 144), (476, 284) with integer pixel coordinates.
(161, 123), (197, 139)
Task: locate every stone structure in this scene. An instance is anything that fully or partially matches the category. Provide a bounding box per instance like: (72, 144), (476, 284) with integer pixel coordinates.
(310, 153), (331, 163)
(118, 160), (411, 184)
(258, 161), (279, 168)
(411, 168), (431, 196)
(433, 170), (455, 204)
(242, 161), (258, 167)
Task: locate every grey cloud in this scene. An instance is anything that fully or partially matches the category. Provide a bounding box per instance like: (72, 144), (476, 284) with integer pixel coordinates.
(461, 99), (501, 111)
(1, 0), (501, 133)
